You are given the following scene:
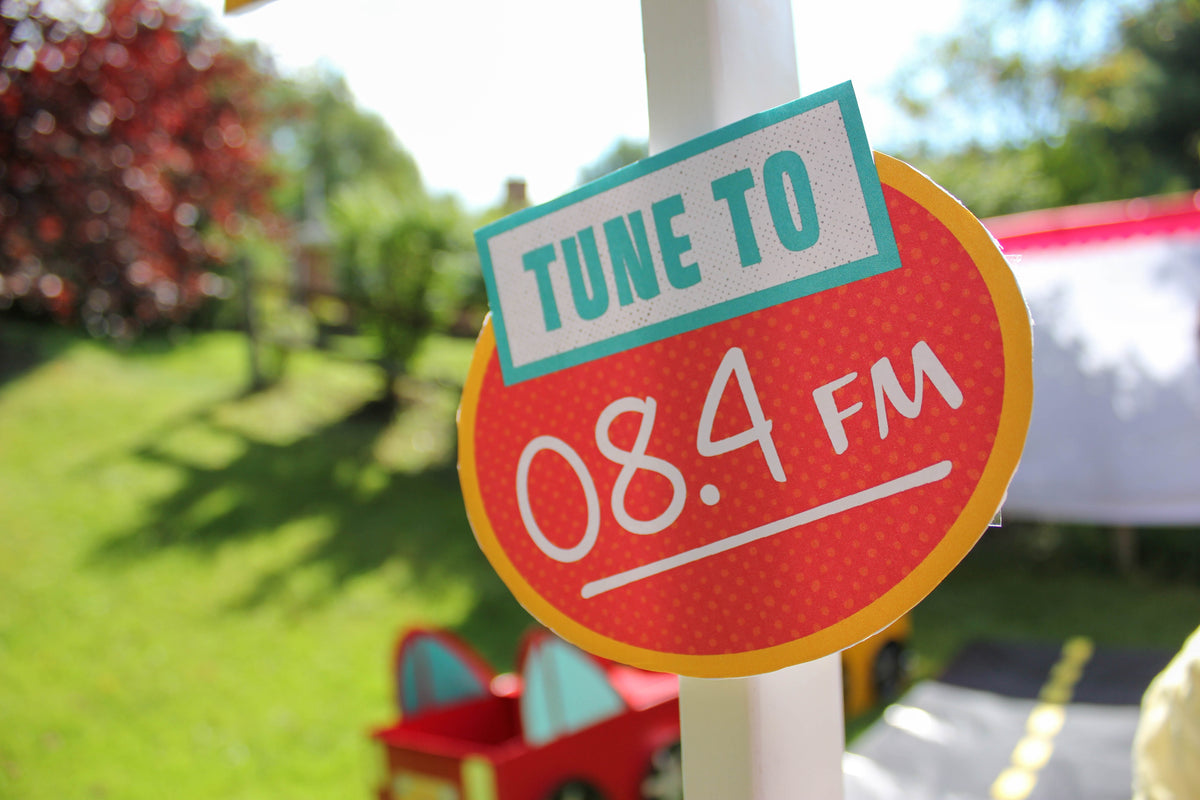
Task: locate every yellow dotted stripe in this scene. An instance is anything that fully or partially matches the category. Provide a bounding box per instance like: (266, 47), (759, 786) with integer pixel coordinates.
(991, 637), (1095, 800)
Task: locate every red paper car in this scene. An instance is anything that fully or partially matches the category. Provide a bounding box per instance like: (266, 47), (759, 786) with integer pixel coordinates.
(372, 628), (682, 800)
(371, 621), (910, 800)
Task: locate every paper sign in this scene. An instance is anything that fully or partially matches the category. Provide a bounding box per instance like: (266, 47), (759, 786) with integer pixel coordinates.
(223, 0), (273, 13)
(475, 83), (899, 385)
(460, 112), (1032, 677)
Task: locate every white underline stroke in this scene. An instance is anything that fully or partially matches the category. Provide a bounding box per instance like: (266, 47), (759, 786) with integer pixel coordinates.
(580, 460), (953, 599)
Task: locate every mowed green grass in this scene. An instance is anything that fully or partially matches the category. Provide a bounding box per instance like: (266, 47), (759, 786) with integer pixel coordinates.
(913, 523), (1200, 676)
(0, 323), (531, 800)
(3, 323), (1200, 798)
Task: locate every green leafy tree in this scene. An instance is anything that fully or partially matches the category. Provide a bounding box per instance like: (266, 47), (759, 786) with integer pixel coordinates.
(267, 68), (423, 217)
(577, 137), (648, 186)
(247, 67), (482, 399)
(237, 68), (429, 359)
(328, 178), (469, 407)
(0, 0), (279, 336)
(1106, 0), (1200, 188)
(893, 0), (1200, 216)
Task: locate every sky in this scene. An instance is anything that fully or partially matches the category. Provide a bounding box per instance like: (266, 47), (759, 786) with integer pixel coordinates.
(196, 0), (964, 211)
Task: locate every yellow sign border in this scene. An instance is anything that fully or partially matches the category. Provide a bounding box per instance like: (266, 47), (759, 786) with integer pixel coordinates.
(458, 153), (1032, 678)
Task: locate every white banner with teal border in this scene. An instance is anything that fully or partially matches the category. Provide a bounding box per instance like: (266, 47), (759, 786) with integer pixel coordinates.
(475, 82), (900, 385)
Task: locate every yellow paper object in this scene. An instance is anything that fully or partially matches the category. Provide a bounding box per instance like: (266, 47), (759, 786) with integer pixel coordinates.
(1133, 627), (1200, 799)
(223, 0), (273, 14)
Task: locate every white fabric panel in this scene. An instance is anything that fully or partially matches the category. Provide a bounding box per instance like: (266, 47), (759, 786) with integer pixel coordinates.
(1001, 235), (1200, 525)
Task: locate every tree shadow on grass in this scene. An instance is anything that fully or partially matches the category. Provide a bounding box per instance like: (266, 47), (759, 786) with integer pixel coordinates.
(89, 386), (534, 661)
(0, 319), (77, 386)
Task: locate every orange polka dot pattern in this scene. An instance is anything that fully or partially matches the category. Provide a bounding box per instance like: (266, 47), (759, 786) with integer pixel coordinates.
(472, 185), (1004, 658)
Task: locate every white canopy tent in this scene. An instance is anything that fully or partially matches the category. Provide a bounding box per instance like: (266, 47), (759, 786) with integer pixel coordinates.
(986, 194), (1200, 527)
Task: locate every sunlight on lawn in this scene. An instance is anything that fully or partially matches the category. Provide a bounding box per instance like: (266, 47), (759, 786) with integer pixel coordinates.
(3, 325), (1199, 799)
(0, 326), (527, 800)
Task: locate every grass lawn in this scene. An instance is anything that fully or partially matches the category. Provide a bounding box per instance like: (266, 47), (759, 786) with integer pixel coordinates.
(0, 322), (531, 800)
(2, 321), (1199, 798)
(913, 524), (1200, 676)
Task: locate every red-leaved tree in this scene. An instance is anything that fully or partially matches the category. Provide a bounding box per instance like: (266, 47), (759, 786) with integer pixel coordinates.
(1, 0), (279, 336)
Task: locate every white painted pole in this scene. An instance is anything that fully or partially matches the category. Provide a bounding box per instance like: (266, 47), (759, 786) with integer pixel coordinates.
(641, 0), (801, 153)
(639, 2), (847, 798)
(678, 656), (846, 800)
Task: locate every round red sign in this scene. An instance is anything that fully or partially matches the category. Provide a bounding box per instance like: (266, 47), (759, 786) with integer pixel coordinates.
(459, 154), (1032, 677)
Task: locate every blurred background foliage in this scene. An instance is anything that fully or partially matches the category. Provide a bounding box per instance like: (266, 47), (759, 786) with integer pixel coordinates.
(564, 1), (1200, 216)
(3, 0), (1200, 797)
(1, 0), (491, 394)
(9, 0), (1196, 374)
(892, 0), (1200, 215)
(1, 0), (280, 337)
